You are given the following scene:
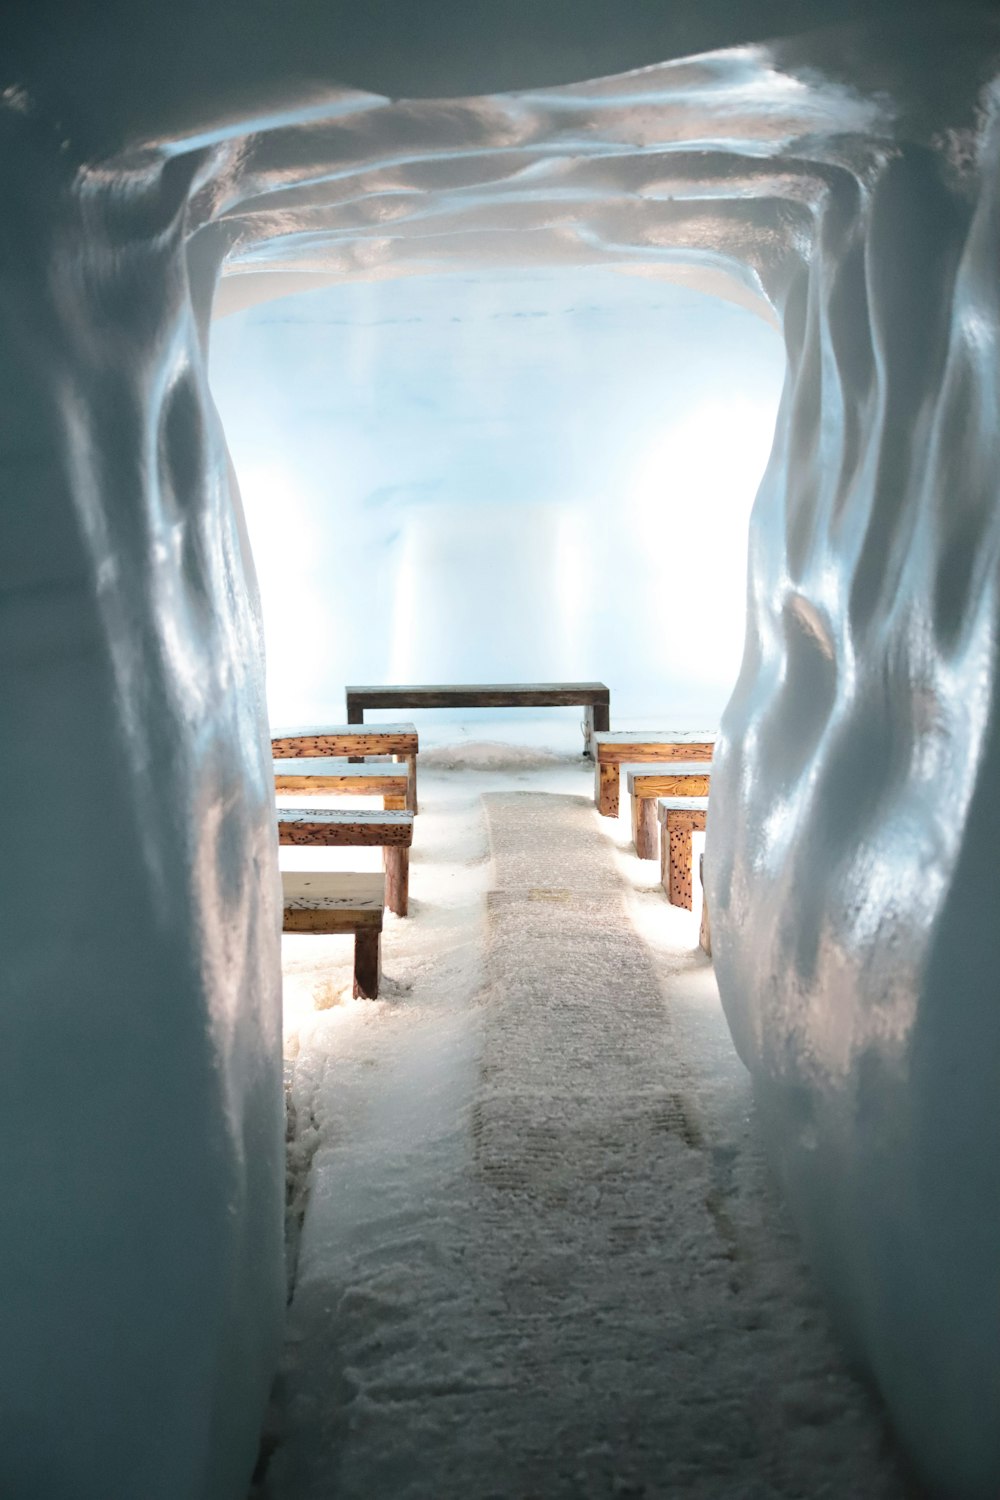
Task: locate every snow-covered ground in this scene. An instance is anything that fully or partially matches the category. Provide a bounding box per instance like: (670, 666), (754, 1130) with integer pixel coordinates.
(257, 719), (912, 1499)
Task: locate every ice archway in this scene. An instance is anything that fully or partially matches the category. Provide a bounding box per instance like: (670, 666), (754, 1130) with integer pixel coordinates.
(3, 5), (999, 1497)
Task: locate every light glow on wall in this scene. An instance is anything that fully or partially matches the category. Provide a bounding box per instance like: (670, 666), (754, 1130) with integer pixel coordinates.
(210, 268), (785, 727)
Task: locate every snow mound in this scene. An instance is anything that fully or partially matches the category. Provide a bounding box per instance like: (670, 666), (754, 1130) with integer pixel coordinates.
(418, 740), (580, 771)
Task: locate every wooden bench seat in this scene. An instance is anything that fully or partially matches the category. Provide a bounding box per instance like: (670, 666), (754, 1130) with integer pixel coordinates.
(593, 730), (715, 817)
(281, 871), (385, 998)
(623, 762), (711, 859)
(272, 722), (419, 812)
(656, 797), (709, 909)
(277, 808), (414, 916)
(273, 757), (409, 810)
(346, 681), (610, 757)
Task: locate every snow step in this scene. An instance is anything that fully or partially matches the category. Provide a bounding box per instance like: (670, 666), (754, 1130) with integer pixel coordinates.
(281, 871), (385, 998)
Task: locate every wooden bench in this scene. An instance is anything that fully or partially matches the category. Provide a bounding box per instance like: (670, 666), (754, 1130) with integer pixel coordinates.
(593, 730), (715, 817)
(273, 757), (409, 810)
(277, 808), (413, 917)
(345, 682), (610, 758)
(281, 871), (385, 998)
(272, 722), (419, 812)
(656, 797), (709, 909)
(623, 763), (710, 859)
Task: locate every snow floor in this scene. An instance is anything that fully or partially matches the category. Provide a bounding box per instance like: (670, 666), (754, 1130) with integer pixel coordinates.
(256, 719), (916, 1499)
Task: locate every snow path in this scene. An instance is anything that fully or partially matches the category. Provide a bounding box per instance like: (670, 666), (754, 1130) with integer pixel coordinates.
(260, 756), (913, 1499)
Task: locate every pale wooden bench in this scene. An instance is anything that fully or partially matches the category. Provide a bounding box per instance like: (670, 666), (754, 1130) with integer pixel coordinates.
(593, 730), (715, 817)
(346, 682), (610, 757)
(277, 808), (414, 917)
(273, 757), (409, 810)
(272, 722), (419, 812)
(656, 797), (709, 908)
(623, 762), (711, 859)
(281, 871), (385, 998)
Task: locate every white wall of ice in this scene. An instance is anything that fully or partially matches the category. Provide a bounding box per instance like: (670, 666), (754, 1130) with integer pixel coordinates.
(210, 270), (784, 727)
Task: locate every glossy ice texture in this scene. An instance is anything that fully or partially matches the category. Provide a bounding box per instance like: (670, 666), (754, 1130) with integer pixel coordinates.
(2, 5), (999, 1496)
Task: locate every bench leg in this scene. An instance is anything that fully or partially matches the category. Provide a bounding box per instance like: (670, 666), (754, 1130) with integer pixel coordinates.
(347, 699), (364, 763)
(596, 759), (619, 817)
(632, 793), (658, 859)
(402, 752), (418, 813)
(353, 929), (381, 999)
(668, 821), (694, 908)
(384, 846), (409, 917)
(384, 793), (407, 811)
(699, 852), (712, 955)
(582, 699), (609, 758)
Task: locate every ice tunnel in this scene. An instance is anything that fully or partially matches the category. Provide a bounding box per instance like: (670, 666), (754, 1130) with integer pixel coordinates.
(2, 3), (999, 1497)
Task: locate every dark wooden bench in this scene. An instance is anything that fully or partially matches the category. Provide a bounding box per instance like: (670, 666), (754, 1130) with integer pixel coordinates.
(281, 871), (385, 998)
(277, 808), (413, 916)
(273, 757), (409, 810)
(656, 796), (709, 909)
(593, 730), (715, 817)
(272, 722), (419, 812)
(345, 682), (610, 758)
(623, 763), (711, 859)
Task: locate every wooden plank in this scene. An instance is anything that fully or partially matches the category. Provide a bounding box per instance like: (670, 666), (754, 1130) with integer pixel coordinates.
(272, 724), (418, 758)
(346, 682), (610, 710)
(593, 730), (716, 747)
(277, 809), (413, 847)
(274, 756), (409, 798)
(624, 763), (711, 797)
(281, 871), (384, 932)
(596, 737), (715, 766)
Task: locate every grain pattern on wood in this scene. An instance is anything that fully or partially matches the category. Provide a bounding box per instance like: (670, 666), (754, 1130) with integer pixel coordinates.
(699, 852), (712, 956)
(277, 809), (413, 847)
(272, 724), (418, 758)
(596, 759), (620, 818)
(595, 737), (715, 766)
(624, 763), (711, 799)
(274, 756), (409, 799)
(632, 793), (660, 860)
(595, 738), (713, 815)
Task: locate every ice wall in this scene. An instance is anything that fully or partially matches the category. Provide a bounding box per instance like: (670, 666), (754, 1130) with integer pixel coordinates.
(210, 271), (783, 726)
(0, 117), (285, 1498)
(4, 5), (1000, 1497)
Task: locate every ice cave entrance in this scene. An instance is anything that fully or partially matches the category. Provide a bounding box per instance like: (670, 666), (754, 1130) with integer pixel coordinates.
(209, 266), (785, 735)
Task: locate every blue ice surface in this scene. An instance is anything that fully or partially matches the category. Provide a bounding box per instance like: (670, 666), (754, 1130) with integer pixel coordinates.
(209, 267), (785, 731)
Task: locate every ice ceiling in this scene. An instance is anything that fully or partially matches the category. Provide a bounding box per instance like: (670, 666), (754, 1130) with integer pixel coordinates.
(3, 4), (1000, 1498)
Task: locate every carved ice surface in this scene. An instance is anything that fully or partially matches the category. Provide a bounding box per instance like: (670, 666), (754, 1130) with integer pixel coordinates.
(3, 7), (1000, 1497)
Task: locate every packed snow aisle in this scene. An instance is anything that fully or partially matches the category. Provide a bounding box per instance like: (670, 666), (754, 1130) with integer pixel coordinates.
(258, 734), (913, 1499)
